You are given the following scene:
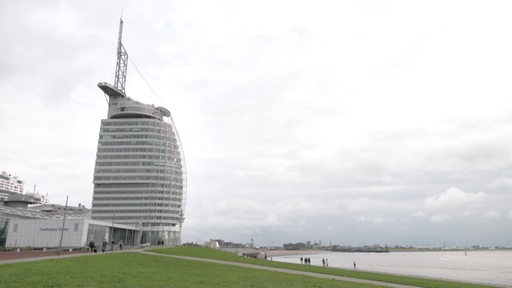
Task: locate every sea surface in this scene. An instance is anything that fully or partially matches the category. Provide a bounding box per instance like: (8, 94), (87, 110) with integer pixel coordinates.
(272, 250), (512, 287)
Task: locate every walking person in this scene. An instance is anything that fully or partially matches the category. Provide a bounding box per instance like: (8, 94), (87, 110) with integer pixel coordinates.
(88, 240), (95, 253)
(102, 240), (108, 253)
(353, 260), (357, 269)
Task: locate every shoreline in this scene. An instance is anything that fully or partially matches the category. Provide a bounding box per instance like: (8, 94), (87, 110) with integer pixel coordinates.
(264, 249), (328, 257)
(268, 249), (511, 287)
(220, 248), (328, 258)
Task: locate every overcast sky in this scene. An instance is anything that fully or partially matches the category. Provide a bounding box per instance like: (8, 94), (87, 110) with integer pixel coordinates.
(1, 0), (512, 247)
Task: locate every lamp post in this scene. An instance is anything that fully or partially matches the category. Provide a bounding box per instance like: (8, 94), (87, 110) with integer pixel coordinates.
(58, 195), (68, 255)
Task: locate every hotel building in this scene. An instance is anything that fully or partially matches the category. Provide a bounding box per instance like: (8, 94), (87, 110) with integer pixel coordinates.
(91, 19), (186, 246)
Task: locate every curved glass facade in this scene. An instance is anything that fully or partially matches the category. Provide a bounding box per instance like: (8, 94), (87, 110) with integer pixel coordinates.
(91, 94), (186, 246)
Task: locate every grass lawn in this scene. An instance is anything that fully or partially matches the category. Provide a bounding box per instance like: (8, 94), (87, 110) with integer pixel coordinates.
(149, 246), (498, 288)
(0, 246), (500, 288)
(0, 252), (384, 288)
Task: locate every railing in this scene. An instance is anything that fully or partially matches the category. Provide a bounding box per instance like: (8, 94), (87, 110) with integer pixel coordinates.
(109, 105), (164, 120)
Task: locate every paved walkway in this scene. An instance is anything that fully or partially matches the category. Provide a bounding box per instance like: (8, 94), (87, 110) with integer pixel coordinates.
(0, 251), (98, 265)
(140, 251), (422, 288)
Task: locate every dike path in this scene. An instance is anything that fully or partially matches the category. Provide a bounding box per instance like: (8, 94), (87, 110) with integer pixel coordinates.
(0, 249), (420, 288)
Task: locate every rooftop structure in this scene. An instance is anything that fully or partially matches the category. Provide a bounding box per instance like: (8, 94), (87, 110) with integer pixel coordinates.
(1, 204), (90, 220)
(91, 19), (186, 246)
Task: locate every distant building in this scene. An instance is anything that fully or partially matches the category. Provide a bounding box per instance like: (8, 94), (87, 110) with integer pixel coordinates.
(0, 171), (49, 204)
(283, 242), (308, 250)
(207, 240), (220, 249)
(210, 239), (247, 249)
(90, 18), (186, 246)
(0, 171), (24, 195)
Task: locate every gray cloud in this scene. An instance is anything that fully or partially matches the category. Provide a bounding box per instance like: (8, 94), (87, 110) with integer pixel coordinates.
(1, 0), (512, 247)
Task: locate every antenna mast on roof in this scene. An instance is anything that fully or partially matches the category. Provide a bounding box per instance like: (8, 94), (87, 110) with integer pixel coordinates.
(98, 15), (129, 102)
(114, 17), (128, 93)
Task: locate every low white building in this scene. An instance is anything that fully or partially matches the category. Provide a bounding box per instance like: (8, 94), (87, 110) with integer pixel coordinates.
(5, 218), (139, 249)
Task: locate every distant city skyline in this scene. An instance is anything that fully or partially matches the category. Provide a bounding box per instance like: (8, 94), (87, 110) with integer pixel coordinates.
(1, 1), (512, 247)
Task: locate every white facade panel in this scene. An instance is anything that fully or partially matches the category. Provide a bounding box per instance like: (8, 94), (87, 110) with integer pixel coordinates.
(5, 218), (139, 248)
(6, 219), (86, 248)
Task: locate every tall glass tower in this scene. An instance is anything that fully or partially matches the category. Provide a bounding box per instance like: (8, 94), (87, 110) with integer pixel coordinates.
(91, 19), (186, 246)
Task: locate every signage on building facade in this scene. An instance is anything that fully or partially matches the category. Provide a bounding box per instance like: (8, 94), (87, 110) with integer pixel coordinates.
(39, 227), (69, 232)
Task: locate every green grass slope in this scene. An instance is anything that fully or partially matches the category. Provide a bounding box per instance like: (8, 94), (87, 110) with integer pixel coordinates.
(0, 246), (499, 288)
(150, 246), (497, 288)
(0, 252), (381, 288)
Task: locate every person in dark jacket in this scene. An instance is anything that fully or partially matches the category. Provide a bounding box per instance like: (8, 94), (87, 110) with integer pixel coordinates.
(88, 240), (95, 253)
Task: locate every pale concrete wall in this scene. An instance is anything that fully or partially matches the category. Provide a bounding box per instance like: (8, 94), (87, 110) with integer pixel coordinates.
(6, 218), (86, 248)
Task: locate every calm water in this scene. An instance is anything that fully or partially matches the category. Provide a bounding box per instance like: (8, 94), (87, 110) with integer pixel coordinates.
(273, 250), (512, 287)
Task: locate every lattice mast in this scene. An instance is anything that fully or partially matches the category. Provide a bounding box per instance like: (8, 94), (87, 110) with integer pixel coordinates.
(114, 18), (128, 93)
